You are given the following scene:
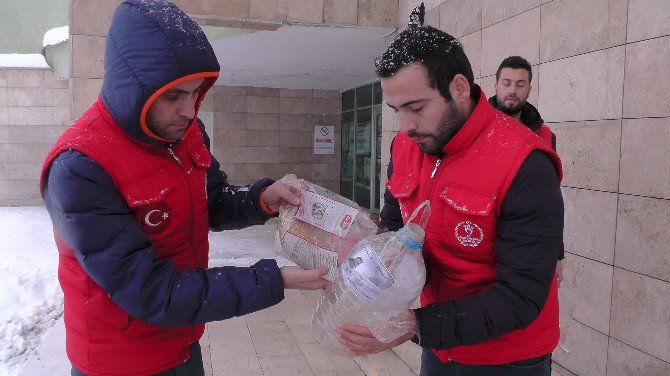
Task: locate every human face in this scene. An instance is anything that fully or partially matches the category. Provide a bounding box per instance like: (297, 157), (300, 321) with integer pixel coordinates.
(381, 63), (468, 155)
(145, 78), (205, 142)
(494, 68), (531, 115)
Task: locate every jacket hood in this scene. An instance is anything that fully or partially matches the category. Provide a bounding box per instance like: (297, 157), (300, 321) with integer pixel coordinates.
(101, 0), (219, 145)
(487, 95), (544, 131)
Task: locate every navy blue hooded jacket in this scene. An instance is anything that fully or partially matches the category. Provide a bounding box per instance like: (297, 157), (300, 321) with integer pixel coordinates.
(42, 0), (283, 332)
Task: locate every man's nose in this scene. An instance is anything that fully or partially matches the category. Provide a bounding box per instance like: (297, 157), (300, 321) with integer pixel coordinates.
(398, 113), (418, 134)
(177, 97), (197, 119)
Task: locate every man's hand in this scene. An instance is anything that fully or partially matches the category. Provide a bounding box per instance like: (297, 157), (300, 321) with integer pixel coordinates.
(280, 266), (329, 290)
(261, 179), (301, 213)
(336, 323), (415, 356)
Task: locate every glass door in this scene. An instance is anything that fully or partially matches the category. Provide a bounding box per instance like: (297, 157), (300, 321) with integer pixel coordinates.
(354, 108), (371, 210)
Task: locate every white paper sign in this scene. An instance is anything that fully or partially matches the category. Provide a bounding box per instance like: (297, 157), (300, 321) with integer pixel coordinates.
(342, 242), (395, 305)
(314, 125), (335, 155)
(295, 189), (358, 238)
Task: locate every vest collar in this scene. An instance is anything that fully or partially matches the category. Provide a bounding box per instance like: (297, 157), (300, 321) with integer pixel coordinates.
(442, 86), (493, 157)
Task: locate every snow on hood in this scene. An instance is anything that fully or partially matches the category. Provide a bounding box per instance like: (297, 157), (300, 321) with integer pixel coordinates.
(100, 0), (219, 145)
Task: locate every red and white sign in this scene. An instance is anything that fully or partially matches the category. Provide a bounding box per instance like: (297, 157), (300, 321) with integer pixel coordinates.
(314, 125), (335, 155)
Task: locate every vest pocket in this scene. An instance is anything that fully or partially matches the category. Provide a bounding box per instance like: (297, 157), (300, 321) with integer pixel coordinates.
(387, 172), (418, 198)
(124, 170), (175, 207)
(438, 186), (495, 217)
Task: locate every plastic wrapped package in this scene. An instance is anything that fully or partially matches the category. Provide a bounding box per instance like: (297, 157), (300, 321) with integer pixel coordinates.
(276, 176), (378, 281)
(312, 201), (431, 351)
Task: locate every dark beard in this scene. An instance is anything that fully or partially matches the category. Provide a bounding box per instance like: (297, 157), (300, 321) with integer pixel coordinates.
(496, 97), (525, 116)
(410, 101), (468, 156)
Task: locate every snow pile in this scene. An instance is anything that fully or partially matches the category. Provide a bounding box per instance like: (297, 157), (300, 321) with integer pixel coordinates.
(43, 26), (69, 47)
(0, 54), (50, 68)
(0, 207), (62, 376)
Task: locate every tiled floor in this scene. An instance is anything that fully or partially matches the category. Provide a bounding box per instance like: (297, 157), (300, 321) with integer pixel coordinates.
(200, 289), (421, 376)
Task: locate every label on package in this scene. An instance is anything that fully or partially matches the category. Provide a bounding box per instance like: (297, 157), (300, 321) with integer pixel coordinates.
(341, 243), (395, 305)
(295, 189), (358, 238)
(281, 232), (338, 281)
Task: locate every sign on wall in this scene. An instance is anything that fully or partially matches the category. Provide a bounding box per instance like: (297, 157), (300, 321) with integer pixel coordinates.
(314, 125), (335, 155)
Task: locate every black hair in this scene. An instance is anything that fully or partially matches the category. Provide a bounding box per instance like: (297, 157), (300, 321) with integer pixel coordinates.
(495, 56), (532, 83)
(374, 25), (475, 101)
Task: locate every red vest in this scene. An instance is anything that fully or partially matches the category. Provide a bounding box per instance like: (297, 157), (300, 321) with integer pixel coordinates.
(387, 93), (562, 365)
(40, 98), (211, 376)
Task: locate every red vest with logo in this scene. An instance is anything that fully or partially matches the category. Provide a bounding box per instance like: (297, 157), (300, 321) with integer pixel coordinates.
(387, 94), (562, 365)
(537, 124), (553, 148)
(40, 98), (211, 376)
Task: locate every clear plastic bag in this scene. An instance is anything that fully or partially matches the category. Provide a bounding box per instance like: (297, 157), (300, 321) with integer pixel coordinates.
(276, 175), (378, 280)
(312, 201), (431, 350)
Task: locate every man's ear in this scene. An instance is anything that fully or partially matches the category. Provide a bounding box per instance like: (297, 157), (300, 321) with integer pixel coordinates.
(448, 74), (471, 105)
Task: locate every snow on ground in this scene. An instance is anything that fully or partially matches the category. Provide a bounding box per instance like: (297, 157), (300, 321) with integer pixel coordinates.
(1, 206), (291, 376)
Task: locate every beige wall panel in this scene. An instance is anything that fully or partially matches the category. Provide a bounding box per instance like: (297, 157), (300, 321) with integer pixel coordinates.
(623, 36), (670, 119)
(246, 113), (280, 130)
(324, 0), (358, 25)
(540, 0), (627, 63)
(280, 114), (312, 130)
(482, 0), (540, 28)
(607, 339), (670, 376)
(423, 6), (440, 28)
(7, 143), (48, 163)
(214, 86), (248, 96)
(215, 95), (247, 113)
(619, 117), (670, 199)
(8, 88), (46, 107)
(615, 195), (670, 281)
(46, 88), (70, 108)
(610, 268), (670, 362)
(561, 255), (613, 334)
(247, 96), (280, 114)
(310, 98), (340, 116)
(538, 46), (624, 122)
(250, 0), (287, 21)
(481, 8), (540, 77)
(0, 108), (7, 126)
(71, 78), (102, 121)
(8, 107), (66, 127)
(309, 162), (340, 181)
(552, 120), (620, 191)
(278, 147), (312, 163)
(203, 0), (250, 19)
(214, 112), (246, 130)
(70, 35), (105, 79)
(280, 88), (312, 98)
(313, 90), (340, 99)
(247, 87), (280, 97)
(398, 0), (443, 28)
(6, 69), (45, 88)
(438, 0), (482, 38)
(287, 0), (323, 23)
(219, 129), (247, 147)
(0, 70), (7, 87)
(357, 0), (398, 28)
(552, 318), (608, 376)
(460, 32), (481, 79)
(246, 163), (279, 179)
(70, 0), (117, 36)
(626, 0), (670, 43)
(381, 99), (398, 131)
(279, 130), (312, 147)
(562, 187), (617, 264)
(276, 163), (311, 179)
(171, 0), (206, 14)
(280, 97), (312, 114)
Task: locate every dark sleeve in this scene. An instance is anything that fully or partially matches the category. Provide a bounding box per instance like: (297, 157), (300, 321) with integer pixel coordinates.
(414, 150), (564, 349)
(43, 150), (284, 327)
(378, 137), (403, 232)
(550, 130), (564, 260)
(198, 119), (275, 231)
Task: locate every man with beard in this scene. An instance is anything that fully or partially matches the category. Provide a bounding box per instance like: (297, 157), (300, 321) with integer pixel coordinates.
(337, 26), (564, 375)
(489, 56), (564, 285)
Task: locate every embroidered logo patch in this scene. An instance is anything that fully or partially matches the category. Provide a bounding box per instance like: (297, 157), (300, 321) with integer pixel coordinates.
(454, 221), (484, 247)
(136, 202), (171, 235)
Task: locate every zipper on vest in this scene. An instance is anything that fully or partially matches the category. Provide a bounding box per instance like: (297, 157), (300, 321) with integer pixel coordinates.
(167, 146), (182, 165)
(431, 158), (442, 178)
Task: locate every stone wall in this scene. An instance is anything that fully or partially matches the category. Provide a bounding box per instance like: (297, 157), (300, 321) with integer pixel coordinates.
(378, 1), (670, 374)
(200, 86), (341, 192)
(0, 68), (69, 206)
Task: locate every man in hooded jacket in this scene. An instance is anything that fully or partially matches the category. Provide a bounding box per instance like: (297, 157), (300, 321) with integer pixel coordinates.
(40, 1), (328, 375)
